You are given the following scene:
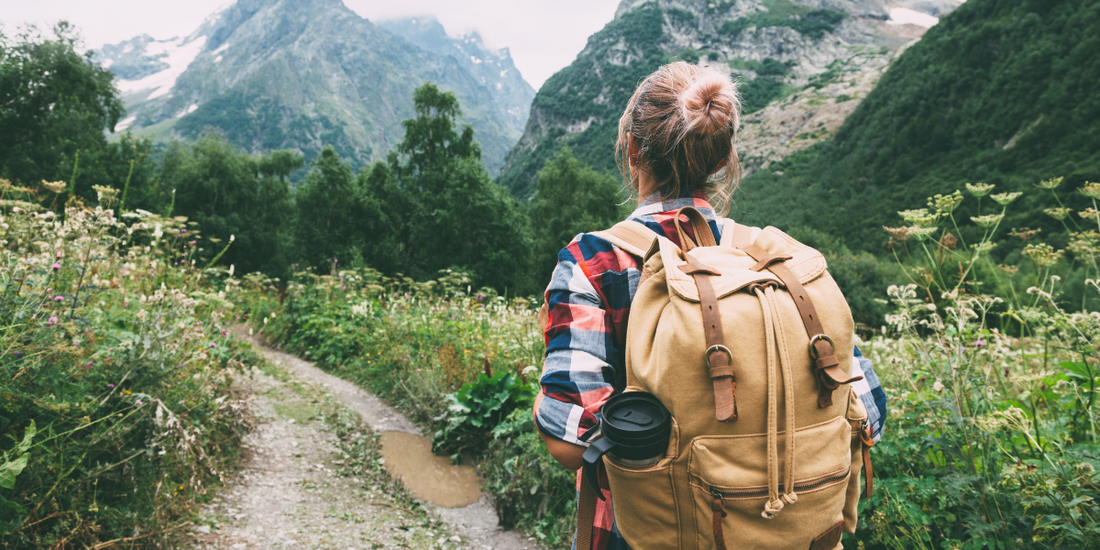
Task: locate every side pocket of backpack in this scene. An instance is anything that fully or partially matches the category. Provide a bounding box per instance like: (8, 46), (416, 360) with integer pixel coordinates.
(844, 386), (869, 533)
(604, 416), (681, 550)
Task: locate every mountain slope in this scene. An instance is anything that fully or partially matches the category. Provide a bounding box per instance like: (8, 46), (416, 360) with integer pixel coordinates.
(497, 0), (963, 199)
(734, 0), (1100, 252)
(95, 0), (534, 173)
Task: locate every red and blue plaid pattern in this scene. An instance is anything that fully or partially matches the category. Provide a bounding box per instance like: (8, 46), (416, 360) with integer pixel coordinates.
(535, 194), (886, 550)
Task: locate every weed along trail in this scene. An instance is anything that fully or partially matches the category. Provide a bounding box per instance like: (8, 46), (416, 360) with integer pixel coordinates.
(223, 328), (542, 550)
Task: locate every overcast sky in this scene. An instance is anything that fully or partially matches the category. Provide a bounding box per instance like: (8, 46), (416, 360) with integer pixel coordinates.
(0, 0), (623, 88)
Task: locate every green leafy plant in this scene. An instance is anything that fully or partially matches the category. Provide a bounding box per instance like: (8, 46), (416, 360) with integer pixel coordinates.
(432, 371), (537, 459)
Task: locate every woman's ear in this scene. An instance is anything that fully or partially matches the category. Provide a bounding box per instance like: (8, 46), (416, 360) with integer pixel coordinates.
(709, 158), (729, 175)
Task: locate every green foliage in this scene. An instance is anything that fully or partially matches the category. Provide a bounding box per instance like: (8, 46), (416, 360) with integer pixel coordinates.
(359, 83), (535, 292)
(481, 408), (577, 547)
(432, 371), (536, 458)
(293, 145), (369, 270)
(162, 133), (296, 276)
(737, 0), (1100, 257)
(529, 147), (624, 280)
(0, 24), (164, 211)
(0, 195), (252, 547)
(497, 4), (671, 199)
(719, 0), (846, 40)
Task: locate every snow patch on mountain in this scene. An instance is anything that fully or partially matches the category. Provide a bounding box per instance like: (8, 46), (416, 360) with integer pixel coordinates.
(116, 36), (208, 99)
(888, 8), (940, 28)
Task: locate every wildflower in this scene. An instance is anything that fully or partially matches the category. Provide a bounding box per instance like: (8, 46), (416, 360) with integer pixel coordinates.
(108, 384), (115, 388)
(1009, 227), (1042, 241)
(1044, 207), (1072, 220)
(898, 208), (938, 227)
(927, 303), (937, 311)
(1023, 243), (1064, 268)
(86, 361), (93, 367)
(52, 263), (61, 270)
(927, 191), (963, 214)
(965, 182), (995, 197)
(228, 264), (235, 277)
(136, 399), (143, 405)
(932, 380), (944, 392)
(230, 234), (235, 242)
(1036, 176), (1063, 189)
(48, 316), (59, 325)
(990, 192), (1022, 206)
(209, 342), (217, 348)
(54, 295), (64, 302)
(970, 214), (1004, 228)
(974, 340), (986, 347)
(153, 224), (163, 239)
(42, 180), (67, 194)
(1079, 181), (1100, 200)
(972, 241), (997, 258)
(907, 226), (937, 242)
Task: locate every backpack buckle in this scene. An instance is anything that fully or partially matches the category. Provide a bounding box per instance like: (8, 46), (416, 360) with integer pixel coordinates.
(807, 334), (834, 360)
(705, 344), (732, 367)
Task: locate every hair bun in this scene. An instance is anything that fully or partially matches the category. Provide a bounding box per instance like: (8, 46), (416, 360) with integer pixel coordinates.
(681, 74), (737, 135)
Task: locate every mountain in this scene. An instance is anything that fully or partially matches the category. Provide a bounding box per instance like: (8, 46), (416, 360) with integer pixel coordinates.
(733, 0), (1100, 253)
(94, 0), (535, 174)
(497, 0), (965, 199)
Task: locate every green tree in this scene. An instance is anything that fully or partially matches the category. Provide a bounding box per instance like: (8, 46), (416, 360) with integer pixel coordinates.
(0, 23), (123, 198)
(161, 133), (295, 275)
(294, 146), (368, 271)
(360, 83), (534, 291)
(528, 147), (623, 280)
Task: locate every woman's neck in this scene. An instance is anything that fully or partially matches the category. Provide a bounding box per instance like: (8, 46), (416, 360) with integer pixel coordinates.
(634, 169), (659, 205)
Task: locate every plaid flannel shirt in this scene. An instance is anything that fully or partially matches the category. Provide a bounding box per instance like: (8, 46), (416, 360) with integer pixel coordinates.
(536, 195), (887, 550)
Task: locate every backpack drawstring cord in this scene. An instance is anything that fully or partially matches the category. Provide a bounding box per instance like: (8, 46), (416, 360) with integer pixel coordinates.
(756, 285), (798, 519)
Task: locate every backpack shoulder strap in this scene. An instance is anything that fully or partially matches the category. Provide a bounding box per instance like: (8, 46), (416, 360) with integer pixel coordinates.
(720, 217), (755, 248)
(591, 220), (658, 257)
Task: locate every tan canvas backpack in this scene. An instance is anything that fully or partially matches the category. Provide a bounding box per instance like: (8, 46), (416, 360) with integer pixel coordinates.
(576, 207), (875, 550)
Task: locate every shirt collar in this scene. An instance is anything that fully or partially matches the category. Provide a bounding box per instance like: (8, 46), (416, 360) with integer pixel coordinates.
(626, 191), (719, 224)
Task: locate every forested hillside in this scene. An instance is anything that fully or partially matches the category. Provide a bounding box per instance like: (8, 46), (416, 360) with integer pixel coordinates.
(735, 0), (1100, 254)
(497, 0), (961, 199)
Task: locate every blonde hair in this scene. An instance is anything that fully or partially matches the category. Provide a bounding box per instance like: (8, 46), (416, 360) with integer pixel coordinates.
(615, 61), (741, 215)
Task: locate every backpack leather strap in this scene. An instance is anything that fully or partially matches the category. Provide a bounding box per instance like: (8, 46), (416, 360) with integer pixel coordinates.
(682, 254), (737, 422)
(576, 467), (598, 550)
(738, 243), (863, 407)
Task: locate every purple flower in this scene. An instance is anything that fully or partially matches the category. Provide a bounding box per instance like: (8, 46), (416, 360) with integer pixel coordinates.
(108, 383), (115, 388)
(13, 351), (22, 359)
(209, 342), (217, 348)
(86, 361), (93, 367)
(55, 295), (64, 302)
(180, 228), (187, 233)
(136, 399), (143, 405)
(974, 340), (986, 347)
(52, 263), (61, 270)
(48, 316), (59, 325)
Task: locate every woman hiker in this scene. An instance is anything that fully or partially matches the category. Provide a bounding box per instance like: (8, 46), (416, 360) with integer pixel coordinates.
(532, 61), (887, 550)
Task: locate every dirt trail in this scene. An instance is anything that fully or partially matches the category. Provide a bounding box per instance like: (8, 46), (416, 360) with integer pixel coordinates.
(188, 330), (542, 550)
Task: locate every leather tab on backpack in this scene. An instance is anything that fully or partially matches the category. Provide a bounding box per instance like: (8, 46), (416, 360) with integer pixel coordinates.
(808, 521), (844, 550)
(861, 426), (875, 499)
(711, 496), (729, 550)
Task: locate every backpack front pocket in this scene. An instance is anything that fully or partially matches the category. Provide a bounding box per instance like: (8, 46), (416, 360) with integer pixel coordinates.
(603, 416), (680, 550)
(687, 416), (851, 550)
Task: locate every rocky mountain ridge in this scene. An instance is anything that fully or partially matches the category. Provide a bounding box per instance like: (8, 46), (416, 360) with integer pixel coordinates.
(498, 0), (965, 198)
(95, 0), (535, 173)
